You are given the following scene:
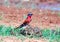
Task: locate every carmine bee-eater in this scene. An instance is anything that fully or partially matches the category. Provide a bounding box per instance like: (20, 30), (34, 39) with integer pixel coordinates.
(15, 13), (33, 29)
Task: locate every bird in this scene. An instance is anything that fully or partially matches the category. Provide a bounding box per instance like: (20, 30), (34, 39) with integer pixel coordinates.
(15, 13), (33, 29)
(10, 13), (33, 35)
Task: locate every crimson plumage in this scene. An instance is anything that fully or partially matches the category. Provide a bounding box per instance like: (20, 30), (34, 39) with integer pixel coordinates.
(16, 13), (33, 28)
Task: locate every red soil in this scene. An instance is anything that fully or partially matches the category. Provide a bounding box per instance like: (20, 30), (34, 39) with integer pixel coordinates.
(0, 6), (60, 29)
(0, 36), (49, 42)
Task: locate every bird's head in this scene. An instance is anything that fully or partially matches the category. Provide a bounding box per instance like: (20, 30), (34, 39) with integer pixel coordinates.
(27, 13), (33, 16)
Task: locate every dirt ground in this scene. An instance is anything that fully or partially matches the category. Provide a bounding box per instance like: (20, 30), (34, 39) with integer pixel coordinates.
(0, 36), (49, 42)
(0, 6), (60, 29)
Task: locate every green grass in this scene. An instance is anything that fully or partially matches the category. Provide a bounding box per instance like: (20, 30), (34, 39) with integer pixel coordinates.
(41, 28), (60, 42)
(0, 25), (12, 36)
(0, 14), (3, 20)
(0, 16), (3, 20)
(0, 25), (60, 42)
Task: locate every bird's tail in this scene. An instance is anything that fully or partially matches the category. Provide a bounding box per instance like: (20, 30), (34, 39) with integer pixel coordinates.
(15, 22), (28, 30)
(15, 24), (23, 30)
